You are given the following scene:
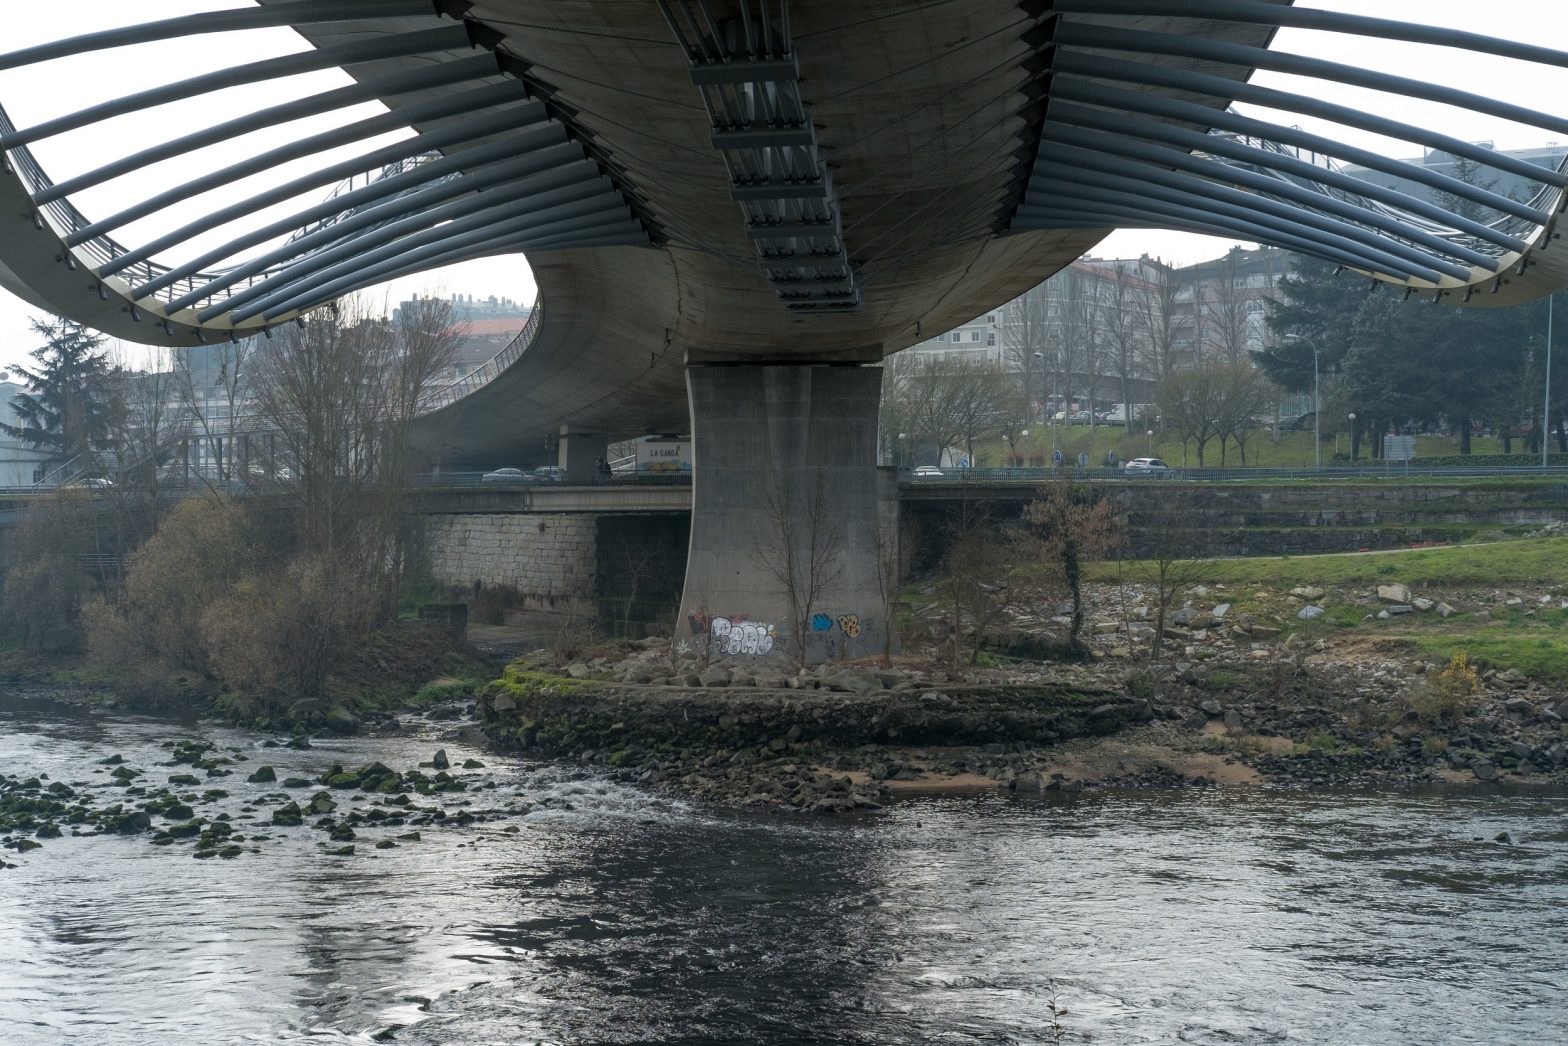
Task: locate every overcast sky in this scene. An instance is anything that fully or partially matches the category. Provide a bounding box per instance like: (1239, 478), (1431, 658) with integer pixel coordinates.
(0, 1), (1565, 373)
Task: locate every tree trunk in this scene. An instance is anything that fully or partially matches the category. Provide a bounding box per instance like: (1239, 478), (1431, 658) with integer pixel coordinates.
(1459, 417), (1472, 455)
(1501, 426), (1513, 454)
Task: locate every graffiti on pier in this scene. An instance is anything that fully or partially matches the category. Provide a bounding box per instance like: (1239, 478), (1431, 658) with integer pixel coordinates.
(710, 616), (775, 656)
(689, 610), (777, 656)
(810, 613), (833, 632)
(836, 614), (862, 639)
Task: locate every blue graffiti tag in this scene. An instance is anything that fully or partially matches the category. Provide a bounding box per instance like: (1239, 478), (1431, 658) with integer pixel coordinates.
(810, 613), (833, 632)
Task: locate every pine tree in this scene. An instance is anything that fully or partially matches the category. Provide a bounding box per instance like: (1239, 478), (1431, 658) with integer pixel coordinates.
(1, 317), (111, 466)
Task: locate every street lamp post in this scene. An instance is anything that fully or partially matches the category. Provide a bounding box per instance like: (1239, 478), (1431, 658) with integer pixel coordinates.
(1032, 350), (1047, 424)
(1147, 428), (1154, 455)
(1347, 412), (1356, 463)
(896, 432), (906, 469)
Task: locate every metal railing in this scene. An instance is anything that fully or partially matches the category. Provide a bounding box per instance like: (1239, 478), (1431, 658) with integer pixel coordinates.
(897, 464), (1568, 484)
(416, 300), (544, 413)
(413, 469), (691, 488)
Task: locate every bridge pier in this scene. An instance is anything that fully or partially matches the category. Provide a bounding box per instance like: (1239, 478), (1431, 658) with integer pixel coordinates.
(556, 426), (609, 484)
(678, 364), (892, 665)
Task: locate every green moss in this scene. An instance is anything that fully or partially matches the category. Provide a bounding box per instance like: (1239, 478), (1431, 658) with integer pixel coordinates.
(1412, 630), (1568, 684)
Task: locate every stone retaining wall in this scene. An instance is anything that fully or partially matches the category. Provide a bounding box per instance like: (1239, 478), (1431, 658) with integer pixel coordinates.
(422, 513), (597, 611)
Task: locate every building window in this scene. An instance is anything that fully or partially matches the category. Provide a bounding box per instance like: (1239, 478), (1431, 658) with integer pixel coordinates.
(970, 331), (981, 342)
(933, 333), (945, 342)
(987, 333), (996, 346)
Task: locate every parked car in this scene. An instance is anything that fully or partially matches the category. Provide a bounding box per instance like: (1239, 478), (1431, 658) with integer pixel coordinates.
(1124, 457), (1173, 476)
(65, 477), (114, 490)
(530, 465), (566, 483)
(911, 465), (945, 478)
(481, 467), (530, 484)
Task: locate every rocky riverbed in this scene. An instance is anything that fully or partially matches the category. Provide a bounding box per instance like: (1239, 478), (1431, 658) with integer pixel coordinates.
(0, 701), (549, 867)
(474, 630), (1568, 813)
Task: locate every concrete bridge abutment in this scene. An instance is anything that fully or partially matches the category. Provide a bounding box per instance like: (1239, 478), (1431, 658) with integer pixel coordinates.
(678, 363), (894, 665)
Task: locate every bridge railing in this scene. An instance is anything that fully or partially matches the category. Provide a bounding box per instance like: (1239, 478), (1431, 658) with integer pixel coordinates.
(898, 465), (1568, 484)
(414, 470), (692, 488)
(416, 300), (544, 414)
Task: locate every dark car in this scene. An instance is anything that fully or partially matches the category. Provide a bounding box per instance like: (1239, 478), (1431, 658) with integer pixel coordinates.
(531, 466), (567, 483)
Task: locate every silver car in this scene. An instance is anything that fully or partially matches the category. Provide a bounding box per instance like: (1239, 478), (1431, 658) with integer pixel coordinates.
(481, 467), (530, 484)
(1124, 457), (1173, 476)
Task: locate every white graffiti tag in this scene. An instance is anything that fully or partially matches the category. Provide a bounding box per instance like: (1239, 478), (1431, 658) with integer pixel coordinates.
(710, 616), (775, 656)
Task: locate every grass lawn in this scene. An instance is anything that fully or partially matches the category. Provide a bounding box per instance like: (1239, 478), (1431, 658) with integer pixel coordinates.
(1090, 536), (1568, 590)
(979, 428), (1549, 469)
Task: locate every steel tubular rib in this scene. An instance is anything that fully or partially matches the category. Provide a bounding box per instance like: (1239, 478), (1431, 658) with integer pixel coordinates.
(1052, 78), (1545, 224)
(106, 109), (555, 283)
(1029, 152), (1479, 278)
(124, 134), (567, 300)
(1055, 22), (1568, 139)
(183, 159), (600, 317)
(1042, 108), (1534, 253)
(201, 175), (615, 321)
(1054, 0), (1568, 71)
(0, 1), (438, 72)
(0, 25), (474, 150)
(69, 83), (530, 245)
(33, 55), (504, 204)
(1049, 50), (1568, 191)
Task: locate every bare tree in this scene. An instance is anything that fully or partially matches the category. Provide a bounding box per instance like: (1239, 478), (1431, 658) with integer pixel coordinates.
(249, 295), (457, 624)
(1101, 263), (1143, 421)
(1215, 362), (1273, 465)
(931, 492), (1044, 668)
(1132, 488), (1214, 661)
(1003, 282), (1054, 426)
(1158, 361), (1229, 466)
(757, 465), (844, 670)
(881, 352), (1010, 466)
(870, 510), (902, 668)
(1209, 249), (1254, 366)
(1026, 481), (1120, 655)
(176, 334), (254, 485)
(1134, 256), (1180, 385)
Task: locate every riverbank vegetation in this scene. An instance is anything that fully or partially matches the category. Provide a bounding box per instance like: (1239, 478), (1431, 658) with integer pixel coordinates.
(0, 300), (491, 729)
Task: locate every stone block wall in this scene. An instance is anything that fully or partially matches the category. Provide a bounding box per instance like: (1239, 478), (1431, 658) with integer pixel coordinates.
(422, 513), (598, 611)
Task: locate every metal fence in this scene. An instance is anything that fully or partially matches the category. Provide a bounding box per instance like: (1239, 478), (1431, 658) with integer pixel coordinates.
(897, 465), (1568, 484)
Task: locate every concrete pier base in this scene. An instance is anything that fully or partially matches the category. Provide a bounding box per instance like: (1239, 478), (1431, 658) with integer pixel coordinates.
(556, 425), (608, 484)
(678, 364), (892, 665)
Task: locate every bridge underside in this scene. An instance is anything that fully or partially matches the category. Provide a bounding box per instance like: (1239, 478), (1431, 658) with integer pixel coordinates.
(7, 2), (1568, 658)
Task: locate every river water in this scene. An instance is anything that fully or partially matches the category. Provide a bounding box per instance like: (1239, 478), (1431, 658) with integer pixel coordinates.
(2, 689), (1566, 1045)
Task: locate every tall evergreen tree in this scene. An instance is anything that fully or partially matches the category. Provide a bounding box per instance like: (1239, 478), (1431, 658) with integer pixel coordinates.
(2, 317), (111, 466)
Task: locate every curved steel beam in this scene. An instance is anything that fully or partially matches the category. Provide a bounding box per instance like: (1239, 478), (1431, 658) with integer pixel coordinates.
(182, 157), (601, 316)
(210, 175), (620, 321)
(1055, 22), (1568, 140)
(1051, 51), (1568, 192)
(0, 1), (441, 72)
(128, 131), (571, 300)
(1054, 78), (1545, 224)
(102, 107), (552, 277)
(1042, 107), (1534, 253)
(34, 53), (503, 204)
(0, 25), (474, 150)
(1030, 152), (1479, 279)
(1056, 0), (1568, 72)
(72, 82), (529, 244)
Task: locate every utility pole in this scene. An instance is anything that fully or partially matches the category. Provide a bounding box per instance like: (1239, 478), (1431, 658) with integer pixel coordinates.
(1545, 294), (1554, 468)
